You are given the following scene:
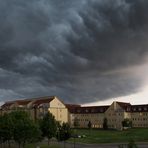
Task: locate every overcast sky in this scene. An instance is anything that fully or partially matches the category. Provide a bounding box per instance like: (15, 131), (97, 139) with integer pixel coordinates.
(0, 0), (148, 104)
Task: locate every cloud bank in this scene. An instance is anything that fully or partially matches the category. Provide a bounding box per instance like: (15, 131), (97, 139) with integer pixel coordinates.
(0, 0), (148, 103)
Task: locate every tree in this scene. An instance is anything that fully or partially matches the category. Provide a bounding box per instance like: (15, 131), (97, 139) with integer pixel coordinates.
(56, 122), (71, 148)
(128, 139), (138, 148)
(10, 111), (41, 148)
(56, 122), (71, 141)
(118, 139), (138, 148)
(39, 112), (57, 145)
(73, 117), (79, 128)
(87, 121), (92, 136)
(103, 118), (108, 130)
(87, 121), (92, 129)
(0, 113), (14, 147)
(122, 118), (132, 129)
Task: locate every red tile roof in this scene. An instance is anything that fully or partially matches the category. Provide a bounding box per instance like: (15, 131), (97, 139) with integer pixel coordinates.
(116, 101), (131, 111)
(32, 97), (55, 107)
(67, 105), (109, 114)
(1, 101), (15, 109)
(131, 104), (148, 112)
(1, 96), (56, 109)
(16, 100), (32, 106)
(65, 104), (81, 113)
(65, 104), (81, 108)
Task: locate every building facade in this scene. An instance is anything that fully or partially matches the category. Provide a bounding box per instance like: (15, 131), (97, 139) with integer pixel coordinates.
(0, 96), (68, 123)
(0, 97), (148, 129)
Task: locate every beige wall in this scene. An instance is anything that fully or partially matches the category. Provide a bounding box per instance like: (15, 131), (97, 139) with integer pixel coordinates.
(69, 113), (104, 128)
(131, 112), (148, 127)
(69, 113), (75, 127)
(49, 97), (68, 123)
(105, 102), (126, 129)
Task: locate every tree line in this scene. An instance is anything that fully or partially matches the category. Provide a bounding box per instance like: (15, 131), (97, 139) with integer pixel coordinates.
(0, 111), (71, 148)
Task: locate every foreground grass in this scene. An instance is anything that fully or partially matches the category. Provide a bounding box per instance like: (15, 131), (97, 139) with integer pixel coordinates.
(2, 128), (148, 147)
(1, 143), (61, 148)
(70, 128), (148, 144)
(25, 144), (61, 148)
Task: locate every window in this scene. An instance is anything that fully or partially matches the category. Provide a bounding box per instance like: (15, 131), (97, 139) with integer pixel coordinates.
(140, 112), (143, 116)
(127, 108), (130, 111)
(138, 108), (142, 111)
(91, 109), (95, 113)
(100, 108), (103, 112)
(144, 107), (147, 111)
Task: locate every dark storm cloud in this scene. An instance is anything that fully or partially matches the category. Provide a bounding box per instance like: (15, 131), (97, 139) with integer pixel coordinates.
(68, 0), (148, 71)
(0, 0), (148, 103)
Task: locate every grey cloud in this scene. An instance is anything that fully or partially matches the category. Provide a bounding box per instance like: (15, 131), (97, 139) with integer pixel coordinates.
(0, 0), (148, 103)
(68, 0), (148, 71)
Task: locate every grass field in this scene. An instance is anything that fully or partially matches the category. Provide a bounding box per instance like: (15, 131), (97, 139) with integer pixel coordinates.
(2, 128), (148, 147)
(25, 144), (60, 148)
(70, 128), (148, 143)
(1, 143), (61, 148)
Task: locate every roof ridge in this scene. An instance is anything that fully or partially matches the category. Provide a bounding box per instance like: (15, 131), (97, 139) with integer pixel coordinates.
(81, 105), (110, 108)
(116, 101), (131, 104)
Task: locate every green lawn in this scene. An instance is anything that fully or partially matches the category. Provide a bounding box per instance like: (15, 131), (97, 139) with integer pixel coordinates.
(70, 128), (148, 143)
(2, 128), (148, 147)
(2, 143), (61, 148)
(25, 144), (61, 148)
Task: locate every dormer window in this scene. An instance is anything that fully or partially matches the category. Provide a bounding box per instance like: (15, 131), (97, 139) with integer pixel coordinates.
(127, 108), (130, 111)
(100, 108), (103, 112)
(138, 108), (142, 111)
(18, 105), (23, 107)
(43, 103), (49, 108)
(37, 104), (42, 108)
(144, 107), (147, 111)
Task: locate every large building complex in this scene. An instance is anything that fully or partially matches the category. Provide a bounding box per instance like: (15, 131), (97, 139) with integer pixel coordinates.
(0, 96), (148, 129)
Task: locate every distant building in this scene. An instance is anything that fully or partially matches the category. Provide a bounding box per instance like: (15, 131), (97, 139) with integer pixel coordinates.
(0, 96), (68, 123)
(0, 97), (148, 129)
